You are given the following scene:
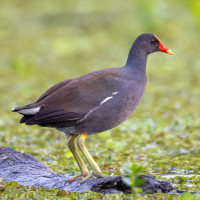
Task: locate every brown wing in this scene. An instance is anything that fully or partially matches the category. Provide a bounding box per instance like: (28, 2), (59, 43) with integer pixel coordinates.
(15, 68), (125, 126)
(22, 106), (86, 126)
(36, 79), (72, 102)
(37, 69), (123, 109)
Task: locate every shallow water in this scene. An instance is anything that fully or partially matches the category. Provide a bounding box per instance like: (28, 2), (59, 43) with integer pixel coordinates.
(161, 174), (200, 179)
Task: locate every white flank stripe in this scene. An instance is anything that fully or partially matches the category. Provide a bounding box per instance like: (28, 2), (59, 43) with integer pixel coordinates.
(79, 91), (119, 122)
(19, 107), (40, 115)
(112, 92), (118, 95)
(100, 92), (119, 105)
(100, 97), (113, 105)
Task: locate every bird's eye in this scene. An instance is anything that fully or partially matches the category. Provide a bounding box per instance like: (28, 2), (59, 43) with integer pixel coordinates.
(151, 39), (156, 44)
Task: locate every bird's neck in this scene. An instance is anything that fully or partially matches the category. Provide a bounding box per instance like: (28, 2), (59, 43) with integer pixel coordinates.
(125, 44), (148, 75)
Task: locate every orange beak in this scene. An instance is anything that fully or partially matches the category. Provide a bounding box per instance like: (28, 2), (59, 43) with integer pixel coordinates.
(154, 34), (173, 55)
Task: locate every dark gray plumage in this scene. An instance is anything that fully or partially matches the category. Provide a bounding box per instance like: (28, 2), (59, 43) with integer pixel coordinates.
(12, 33), (172, 137)
(12, 33), (173, 183)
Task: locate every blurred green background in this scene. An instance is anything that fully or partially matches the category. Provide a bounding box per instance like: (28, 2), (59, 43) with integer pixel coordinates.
(0, 0), (200, 199)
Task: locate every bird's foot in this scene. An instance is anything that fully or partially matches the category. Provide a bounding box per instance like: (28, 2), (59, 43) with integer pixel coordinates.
(66, 174), (83, 183)
(79, 172), (105, 183)
(93, 172), (105, 178)
(66, 171), (90, 183)
(79, 174), (93, 183)
(66, 172), (105, 184)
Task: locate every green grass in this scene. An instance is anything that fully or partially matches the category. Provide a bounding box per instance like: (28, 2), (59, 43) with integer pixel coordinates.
(1, 0), (200, 199)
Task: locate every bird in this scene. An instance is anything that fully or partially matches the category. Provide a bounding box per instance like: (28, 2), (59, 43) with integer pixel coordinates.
(12, 33), (173, 183)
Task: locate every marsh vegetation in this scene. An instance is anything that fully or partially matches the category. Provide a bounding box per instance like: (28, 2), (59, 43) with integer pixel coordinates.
(0, 0), (200, 199)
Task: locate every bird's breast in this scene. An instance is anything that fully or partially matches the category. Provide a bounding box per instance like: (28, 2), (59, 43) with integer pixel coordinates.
(76, 80), (146, 134)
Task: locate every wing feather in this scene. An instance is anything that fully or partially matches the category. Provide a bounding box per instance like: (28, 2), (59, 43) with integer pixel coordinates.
(15, 68), (127, 127)
(24, 106), (86, 125)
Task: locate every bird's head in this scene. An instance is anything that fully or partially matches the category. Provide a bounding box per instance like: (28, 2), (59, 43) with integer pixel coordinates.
(134, 33), (173, 55)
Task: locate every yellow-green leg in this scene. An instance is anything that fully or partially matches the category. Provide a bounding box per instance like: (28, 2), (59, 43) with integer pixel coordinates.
(67, 134), (90, 183)
(77, 133), (104, 183)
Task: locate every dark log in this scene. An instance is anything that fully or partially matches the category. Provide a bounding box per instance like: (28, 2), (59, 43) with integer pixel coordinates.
(0, 147), (173, 194)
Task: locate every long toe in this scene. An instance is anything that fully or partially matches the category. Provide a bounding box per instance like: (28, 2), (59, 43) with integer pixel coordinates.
(79, 174), (94, 183)
(79, 172), (105, 184)
(66, 174), (84, 183)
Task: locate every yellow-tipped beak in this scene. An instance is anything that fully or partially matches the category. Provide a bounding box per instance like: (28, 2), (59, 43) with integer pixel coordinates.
(166, 49), (173, 55)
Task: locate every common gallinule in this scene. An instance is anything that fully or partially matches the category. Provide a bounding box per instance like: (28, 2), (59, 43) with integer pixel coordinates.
(12, 33), (173, 183)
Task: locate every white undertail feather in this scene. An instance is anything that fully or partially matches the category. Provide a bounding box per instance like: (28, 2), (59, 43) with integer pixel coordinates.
(18, 107), (40, 115)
